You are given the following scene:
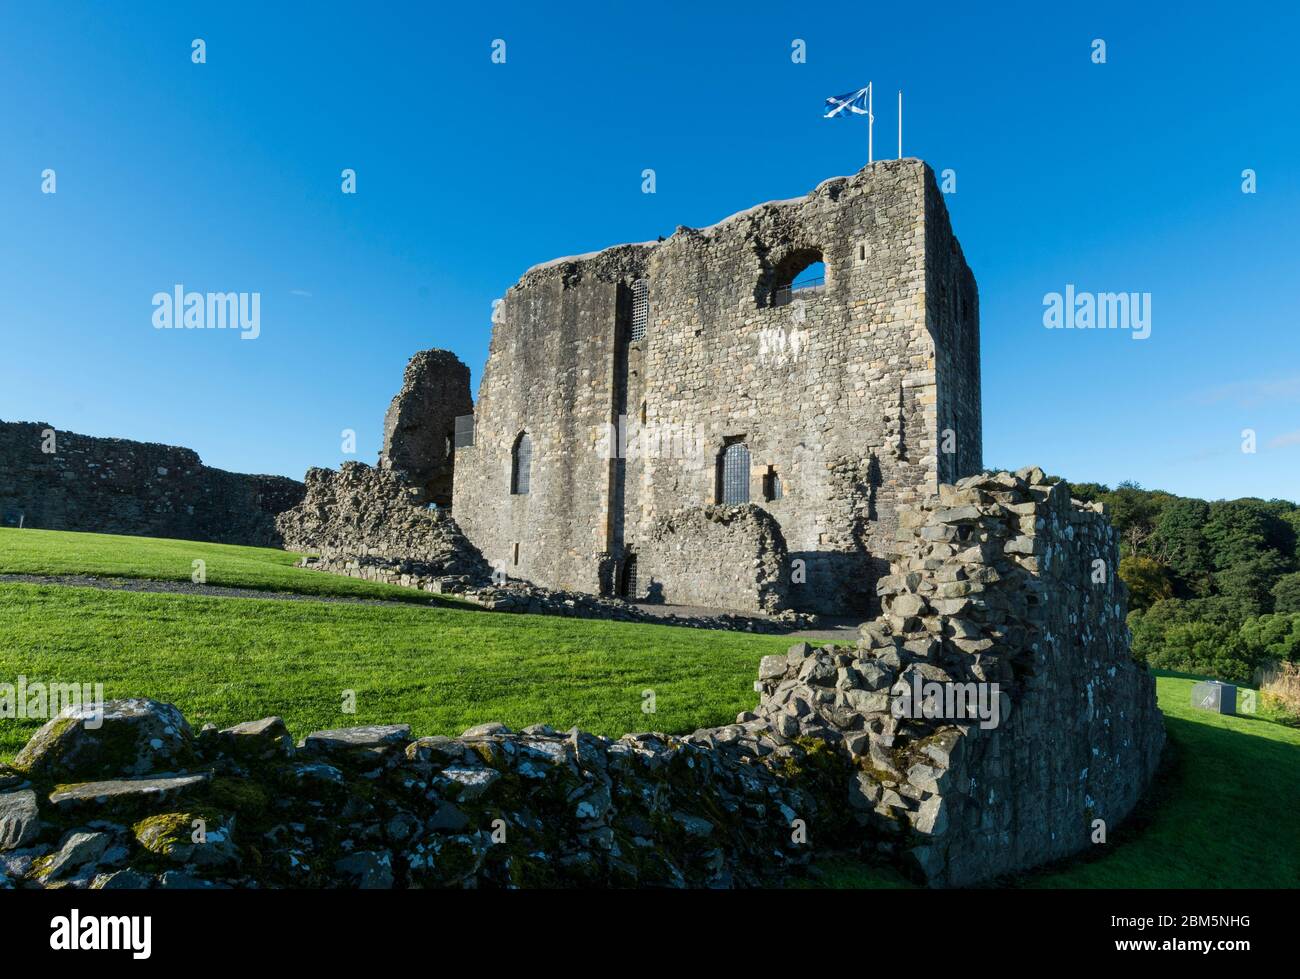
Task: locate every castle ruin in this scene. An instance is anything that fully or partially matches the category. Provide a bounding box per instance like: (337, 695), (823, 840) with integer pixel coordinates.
(392, 159), (981, 616)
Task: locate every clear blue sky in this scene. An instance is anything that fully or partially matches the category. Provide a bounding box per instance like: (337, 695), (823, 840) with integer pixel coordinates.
(2, 2), (1296, 501)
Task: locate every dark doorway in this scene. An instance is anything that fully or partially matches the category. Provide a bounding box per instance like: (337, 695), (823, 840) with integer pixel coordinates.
(619, 553), (638, 599)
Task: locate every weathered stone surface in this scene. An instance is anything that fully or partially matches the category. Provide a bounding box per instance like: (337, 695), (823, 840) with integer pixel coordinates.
(640, 504), (791, 613)
(276, 462), (490, 581)
(48, 773), (211, 811)
(0, 790), (40, 851)
(452, 160), (981, 617)
(333, 850), (395, 889)
(38, 831), (113, 882)
(0, 420), (302, 543)
(379, 349), (474, 508)
(302, 725), (412, 761)
(218, 716), (292, 759)
(13, 699), (194, 782)
(751, 469), (1165, 885)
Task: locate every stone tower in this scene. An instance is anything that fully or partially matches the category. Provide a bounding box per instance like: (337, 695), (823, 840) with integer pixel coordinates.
(452, 160), (981, 615)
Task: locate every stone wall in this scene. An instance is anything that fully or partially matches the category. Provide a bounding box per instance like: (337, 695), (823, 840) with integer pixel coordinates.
(452, 160), (981, 616)
(0, 472), (1166, 890)
(0, 420), (304, 547)
(0, 699), (847, 890)
(639, 504), (791, 613)
(749, 467), (1165, 885)
(275, 462), (489, 581)
(379, 350), (474, 508)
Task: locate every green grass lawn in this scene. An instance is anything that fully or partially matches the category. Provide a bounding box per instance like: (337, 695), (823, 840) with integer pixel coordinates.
(0, 582), (792, 759)
(0, 526), (465, 606)
(2, 527), (1298, 888)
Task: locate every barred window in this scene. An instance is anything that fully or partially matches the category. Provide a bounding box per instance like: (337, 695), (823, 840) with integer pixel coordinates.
(454, 413), (475, 448)
(630, 279), (649, 342)
(511, 433), (532, 495)
(718, 441), (750, 504)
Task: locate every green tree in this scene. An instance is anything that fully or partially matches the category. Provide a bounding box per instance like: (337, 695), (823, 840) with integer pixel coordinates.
(1104, 481), (1164, 556)
(1119, 555), (1174, 611)
(1152, 498), (1212, 591)
(1147, 620), (1258, 684)
(1240, 613), (1300, 664)
(1204, 499), (1287, 571)
(1216, 552), (1290, 617)
(1272, 572), (1300, 614)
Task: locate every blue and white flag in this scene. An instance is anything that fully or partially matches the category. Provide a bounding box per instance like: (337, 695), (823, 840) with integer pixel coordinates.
(824, 86), (872, 119)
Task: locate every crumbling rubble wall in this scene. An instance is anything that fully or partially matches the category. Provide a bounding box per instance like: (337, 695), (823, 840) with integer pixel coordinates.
(639, 504), (791, 613)
(0, 420), (303, 546)
(749, 467), (1165, 885)
(275, 462), (489, 581)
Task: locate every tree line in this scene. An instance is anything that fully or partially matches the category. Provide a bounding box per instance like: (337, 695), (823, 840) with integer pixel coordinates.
(1066, 480), (1300, 684)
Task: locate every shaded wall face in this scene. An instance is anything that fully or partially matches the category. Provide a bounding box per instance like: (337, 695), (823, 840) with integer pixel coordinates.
(380, 351), (474, 508)
(452, 277), (626, 593)
(926, 181), (982, 485)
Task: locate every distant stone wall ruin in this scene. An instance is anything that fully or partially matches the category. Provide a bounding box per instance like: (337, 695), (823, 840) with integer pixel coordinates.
(0, 420), (303, 547)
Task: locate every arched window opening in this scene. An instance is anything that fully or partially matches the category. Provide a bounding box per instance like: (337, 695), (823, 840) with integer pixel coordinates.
(768, 249), (826, 307)
(511, 432), (532, 495)
(717, 441), (751, 504)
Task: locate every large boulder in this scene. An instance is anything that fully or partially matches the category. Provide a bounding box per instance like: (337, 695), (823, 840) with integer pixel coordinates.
(12, 699), (194, 782)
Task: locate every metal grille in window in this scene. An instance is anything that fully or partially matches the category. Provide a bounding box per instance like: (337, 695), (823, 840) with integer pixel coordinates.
(511, 433), (531, 495)
(620, 555), (638, 599)
(764, 470), (783, 501)
(630, 279), (649, 342)
(454, 414), (475, 448)
(719, 442), (750, 504)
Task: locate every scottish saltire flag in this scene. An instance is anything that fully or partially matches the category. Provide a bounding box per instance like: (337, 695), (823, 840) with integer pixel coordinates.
(824, 86), (871, 119)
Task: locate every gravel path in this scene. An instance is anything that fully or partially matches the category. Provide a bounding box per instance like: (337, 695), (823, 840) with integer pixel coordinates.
(0, 573), (445, 609)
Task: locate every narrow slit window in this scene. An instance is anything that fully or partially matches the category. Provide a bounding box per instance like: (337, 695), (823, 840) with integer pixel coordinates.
(511, 433), (532, 495)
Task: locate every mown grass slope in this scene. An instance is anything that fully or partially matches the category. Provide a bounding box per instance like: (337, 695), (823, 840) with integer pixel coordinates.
(0, 582), (791, 759)
(0, 527), (461, 605)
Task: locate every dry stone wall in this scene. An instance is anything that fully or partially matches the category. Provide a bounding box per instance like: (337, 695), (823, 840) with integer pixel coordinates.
(0, 699), (848, 890)
(0, 420), (303, 546)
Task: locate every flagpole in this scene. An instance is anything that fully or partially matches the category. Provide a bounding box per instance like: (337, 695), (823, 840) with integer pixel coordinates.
(898, 90), (902, 158)
(868, 84), (873, 164)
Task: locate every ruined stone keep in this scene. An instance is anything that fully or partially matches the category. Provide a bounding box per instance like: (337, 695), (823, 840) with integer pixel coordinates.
(449, 160), (981, 615)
